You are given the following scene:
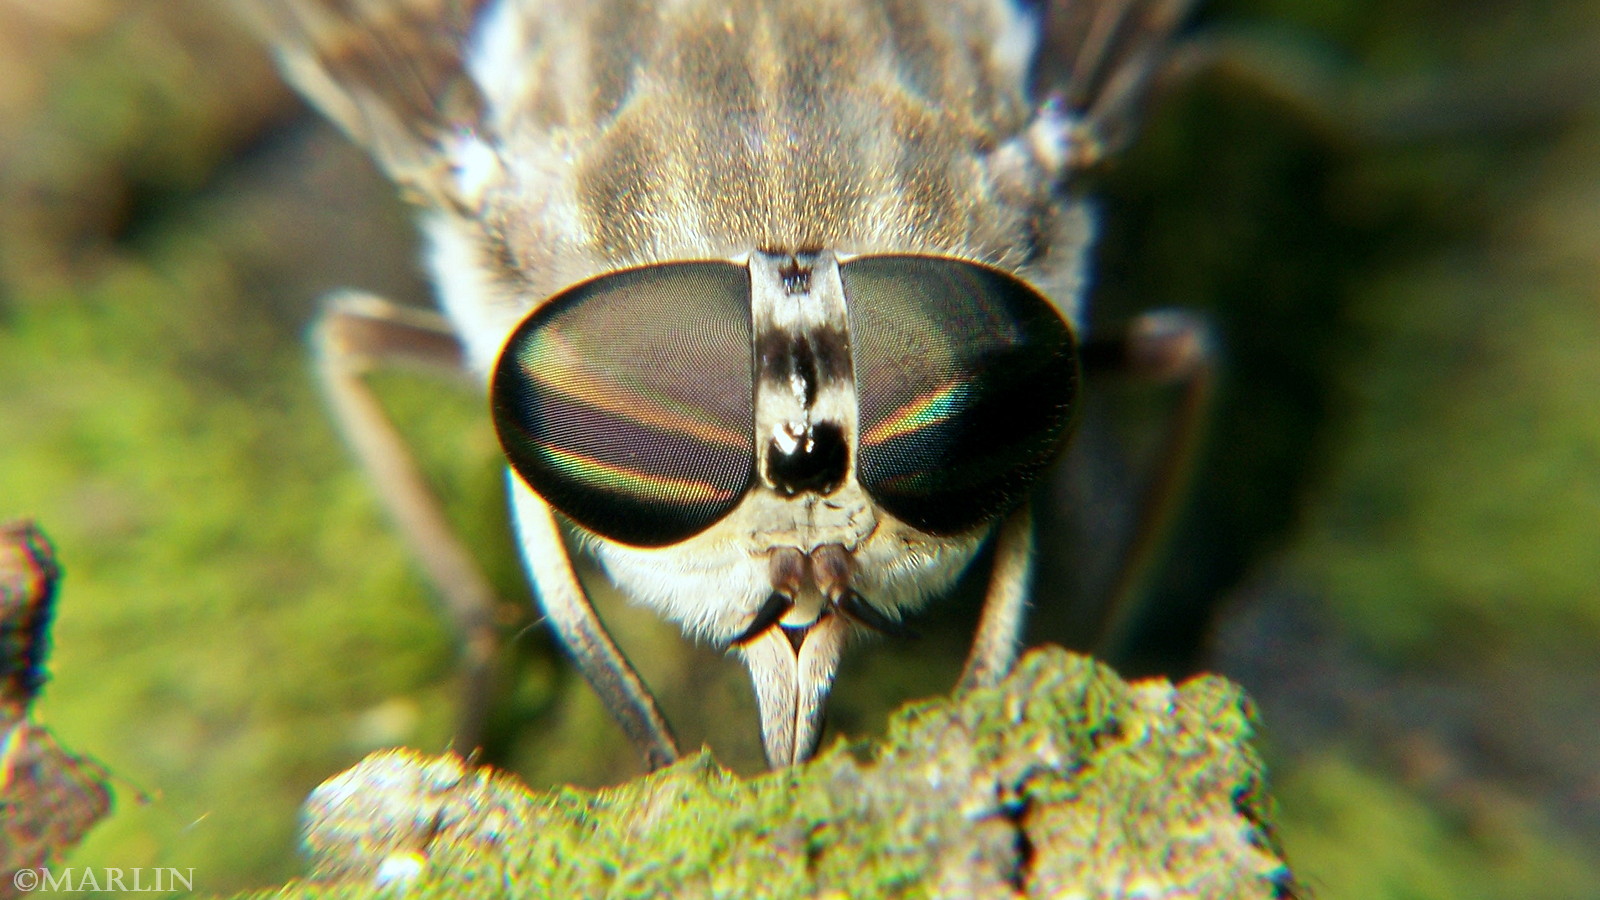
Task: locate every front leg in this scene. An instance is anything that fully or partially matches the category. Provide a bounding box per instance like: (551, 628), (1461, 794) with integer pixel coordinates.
(313, 291), (505, 750)
(958, 504), (1037, 692)
(1079, 309), (1217, 652)
(507, 477), (680, 771)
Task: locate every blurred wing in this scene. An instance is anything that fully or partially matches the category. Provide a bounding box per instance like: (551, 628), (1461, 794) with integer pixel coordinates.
(1031, 0), (1198, 164)
(234, 0), (493, 197)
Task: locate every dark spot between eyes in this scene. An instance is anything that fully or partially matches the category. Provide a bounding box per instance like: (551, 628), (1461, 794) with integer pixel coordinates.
(766, 421), (847, 496)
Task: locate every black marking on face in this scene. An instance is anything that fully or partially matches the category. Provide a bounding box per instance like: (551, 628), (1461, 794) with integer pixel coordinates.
(752, 275), (854, 498)
(759, 328), (852, 394)
(755, 331), (785, 384)
(730, 591), (795, 647)
(793, 337), (819, 408)
(808, 325), (853, 383)
(838, 589), (917, 639)
(766, 421), (847, 496)
(778, 257), (812, 295)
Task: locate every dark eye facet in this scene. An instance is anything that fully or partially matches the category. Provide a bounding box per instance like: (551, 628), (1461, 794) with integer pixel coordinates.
(842, 256), (1079, 535)
(492, 263), (756, 547)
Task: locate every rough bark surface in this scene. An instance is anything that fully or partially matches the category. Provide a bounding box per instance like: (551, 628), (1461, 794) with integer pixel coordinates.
(284, 647), (1296, 899)
(1, 522), (114, 892)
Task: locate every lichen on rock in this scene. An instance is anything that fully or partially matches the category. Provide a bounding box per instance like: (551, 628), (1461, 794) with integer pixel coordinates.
(283, 647), (1297, 899)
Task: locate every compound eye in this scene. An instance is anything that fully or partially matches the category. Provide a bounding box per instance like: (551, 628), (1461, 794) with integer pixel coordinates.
(492, 263), (756, 547)
(842, 256), (1079, 535)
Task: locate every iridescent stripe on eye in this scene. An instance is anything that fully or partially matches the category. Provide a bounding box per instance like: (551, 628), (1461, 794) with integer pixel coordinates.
(533, 443), (740, 505)
(492, 261), (757, 547)
(858, 378), (967, 447)
(500, 384), (751, 509)
(843, 255), (1079, 535)
(520, 330), (749, 451)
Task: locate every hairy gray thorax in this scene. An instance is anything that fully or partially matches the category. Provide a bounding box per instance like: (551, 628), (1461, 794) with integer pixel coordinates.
(464, 0), (1079, 323)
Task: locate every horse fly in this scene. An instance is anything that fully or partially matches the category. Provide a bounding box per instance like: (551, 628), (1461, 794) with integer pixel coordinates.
(238, 0), (1204, 769)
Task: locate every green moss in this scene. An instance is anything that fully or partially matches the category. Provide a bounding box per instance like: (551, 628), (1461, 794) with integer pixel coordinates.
(265, 648), (1292, 899)
(1293, 164), (1600, 663)
(0, 248), (471, 883)
(1277, 756), (1600, 900)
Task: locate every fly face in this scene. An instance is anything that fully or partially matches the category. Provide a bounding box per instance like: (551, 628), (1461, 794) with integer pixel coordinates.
(489, 245), (1079, 762)
(491, 250), (1079, 634)
(242, 0), (1192, 768)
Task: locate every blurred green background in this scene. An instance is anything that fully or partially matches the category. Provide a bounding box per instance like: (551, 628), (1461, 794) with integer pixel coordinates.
(1, 0), (1596, 896)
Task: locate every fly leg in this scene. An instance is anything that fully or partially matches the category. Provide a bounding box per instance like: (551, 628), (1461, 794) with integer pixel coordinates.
(958, 503), (1036, 692)
(1078, 308), (1217, 654)
(506, 478), (680, 771)
(961, 310), (1214, 690)
(312, 291), (505, 752)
